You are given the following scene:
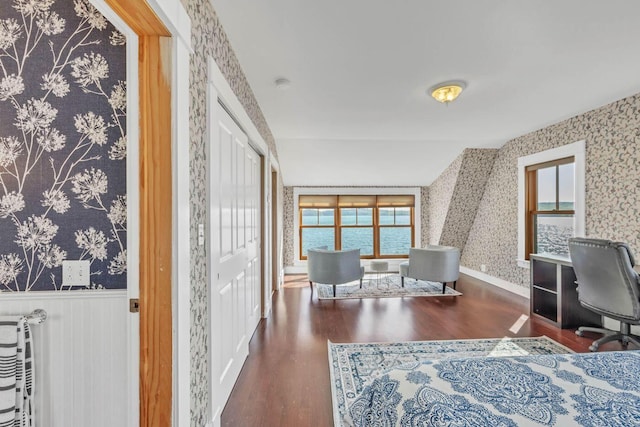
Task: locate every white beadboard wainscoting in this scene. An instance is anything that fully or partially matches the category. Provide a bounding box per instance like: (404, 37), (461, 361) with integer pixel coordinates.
(0, 290), (128, 426)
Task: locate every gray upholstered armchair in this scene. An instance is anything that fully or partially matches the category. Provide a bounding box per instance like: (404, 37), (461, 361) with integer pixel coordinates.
(568, 237), (640, 351)
(399, 246), (460, 293)
(307, 248), (365, 297)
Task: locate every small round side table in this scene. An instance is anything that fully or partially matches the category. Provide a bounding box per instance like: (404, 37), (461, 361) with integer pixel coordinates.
(370, 260), (389, 288)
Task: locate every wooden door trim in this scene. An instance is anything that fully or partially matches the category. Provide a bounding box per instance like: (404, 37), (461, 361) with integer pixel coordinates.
(105, 1), (172, 425)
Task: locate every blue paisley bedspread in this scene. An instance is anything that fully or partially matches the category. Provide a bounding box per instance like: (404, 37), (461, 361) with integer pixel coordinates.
(344, 350), (640, 426)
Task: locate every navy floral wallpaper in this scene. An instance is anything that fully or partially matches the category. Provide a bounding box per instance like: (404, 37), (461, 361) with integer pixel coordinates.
(0, 0), (127, 291)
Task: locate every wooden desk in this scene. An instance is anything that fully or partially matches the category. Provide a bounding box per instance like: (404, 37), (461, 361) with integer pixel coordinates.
(530, 254), (602, 329)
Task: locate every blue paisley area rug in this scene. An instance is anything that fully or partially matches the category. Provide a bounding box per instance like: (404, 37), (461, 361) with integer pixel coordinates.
(328, 336), (575, 427)
(316, 275), (461, 300)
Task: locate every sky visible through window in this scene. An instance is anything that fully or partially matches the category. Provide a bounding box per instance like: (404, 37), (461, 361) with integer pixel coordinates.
(535, 162), (575, 256)
(537, 163), (575, 207)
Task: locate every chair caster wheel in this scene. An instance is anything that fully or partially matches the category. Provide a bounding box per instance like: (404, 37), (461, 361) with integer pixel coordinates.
(575, 330), (584, 337)
(588, 344), (599, 352)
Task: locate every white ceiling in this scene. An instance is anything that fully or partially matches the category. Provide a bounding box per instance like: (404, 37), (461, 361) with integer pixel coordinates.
(212, 0), (640, 186)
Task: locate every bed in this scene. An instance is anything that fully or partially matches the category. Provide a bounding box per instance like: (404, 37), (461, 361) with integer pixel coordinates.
(343, 350), (640, 426)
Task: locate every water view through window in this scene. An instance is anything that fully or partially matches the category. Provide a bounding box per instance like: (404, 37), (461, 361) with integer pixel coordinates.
(300, 202), (413, 257)
(301, 208), (335, 255)
(534, 161), (575, 256)
(534, 212), (574, 256)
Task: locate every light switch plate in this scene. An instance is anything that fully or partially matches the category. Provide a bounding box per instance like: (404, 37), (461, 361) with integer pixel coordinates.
(198, 223), (205, 246)
(62, 260), (90, 287)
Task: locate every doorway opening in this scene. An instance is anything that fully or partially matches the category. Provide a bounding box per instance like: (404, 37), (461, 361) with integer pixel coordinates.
(272, 168), (279, 293)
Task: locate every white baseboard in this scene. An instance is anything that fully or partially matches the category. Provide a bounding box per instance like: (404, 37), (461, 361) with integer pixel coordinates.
(287, 264), (530, 299)
(285, 259), (404, 276)
(285, 265), (307, 275)
(262, 302), (272, 318)
(207, 405), (221, 427)
(460, 266), (530, 299)
(603, 317), (640, 335)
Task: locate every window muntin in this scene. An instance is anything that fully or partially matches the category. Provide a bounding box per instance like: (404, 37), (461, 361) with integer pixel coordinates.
(377, 206), (412, 256)
(558, 163), (575, 208)
(301, 208), (335, 225)
(526, 157), (575, 258)
(536, 167), (556, 211)
(340, 208), (373, 225)
(379, 208), (395, 225)
(299, 195), (415, 259)
(300, 208), (336, 256)
(340, 207), (374, 255)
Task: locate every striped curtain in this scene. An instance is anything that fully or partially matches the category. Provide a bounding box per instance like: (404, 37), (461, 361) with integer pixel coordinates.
(0, 317), (33, 427)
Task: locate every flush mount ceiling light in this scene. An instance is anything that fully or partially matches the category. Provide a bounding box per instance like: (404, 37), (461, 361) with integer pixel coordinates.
(429, 81), (466, 104)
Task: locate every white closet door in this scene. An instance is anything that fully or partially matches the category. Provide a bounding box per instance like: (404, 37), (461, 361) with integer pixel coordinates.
(209, 100), (262, 416)
(245, 146), (261, 335)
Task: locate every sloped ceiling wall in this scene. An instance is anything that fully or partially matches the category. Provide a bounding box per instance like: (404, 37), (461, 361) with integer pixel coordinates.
(462, 93), (640, 289)
(438, 149), (499, 249)
(427, 154), (463, 245)
(428, 149), (498, 249)
(281, 149), (496, 267)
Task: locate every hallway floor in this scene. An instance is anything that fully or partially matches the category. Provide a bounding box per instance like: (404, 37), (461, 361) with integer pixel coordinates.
(221, 273), (636, 426)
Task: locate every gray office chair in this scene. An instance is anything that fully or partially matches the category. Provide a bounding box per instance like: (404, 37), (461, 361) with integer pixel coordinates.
(568, 237), (640, 351)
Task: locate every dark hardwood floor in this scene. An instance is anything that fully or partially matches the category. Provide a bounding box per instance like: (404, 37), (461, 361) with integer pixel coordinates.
(221, 273), (637, 426)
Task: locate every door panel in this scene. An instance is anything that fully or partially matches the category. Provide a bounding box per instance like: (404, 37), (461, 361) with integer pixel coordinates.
(219, 121), (235, 260)
(246, 148), (261, 333)
(209, 100), (262, 415)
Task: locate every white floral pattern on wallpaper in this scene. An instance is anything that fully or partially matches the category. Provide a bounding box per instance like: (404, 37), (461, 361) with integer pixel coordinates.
(0, 0), (127, 291)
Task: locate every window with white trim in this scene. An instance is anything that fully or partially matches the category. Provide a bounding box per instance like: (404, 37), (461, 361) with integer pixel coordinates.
(525, 157), (575, 258)
(517, 141), (585, 267)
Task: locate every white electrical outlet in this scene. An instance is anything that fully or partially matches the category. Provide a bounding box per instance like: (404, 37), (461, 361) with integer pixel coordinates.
(62, 260), (90, 287)
(480, 264), (487, 273)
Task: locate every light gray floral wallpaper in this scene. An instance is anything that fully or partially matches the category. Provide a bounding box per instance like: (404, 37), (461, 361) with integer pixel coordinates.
(186, 0), (280, 424)
(184, 1), (640, 423)
(0, 0), (127, 292)
(283, 186), (294, 266)
(419, 186), (429, 247)
(428, 153), (463, 245)
(438, 149), (498, 250)
(462, 94), (640, 289)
